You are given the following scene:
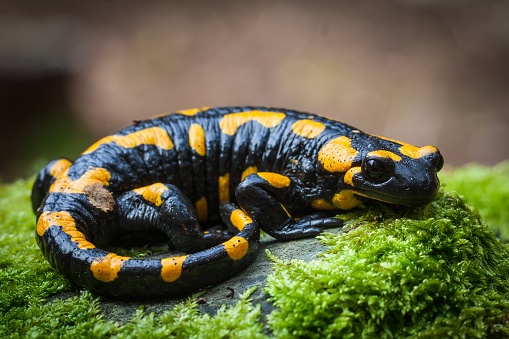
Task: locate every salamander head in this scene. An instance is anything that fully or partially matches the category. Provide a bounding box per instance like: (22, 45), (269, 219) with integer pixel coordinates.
(318, 134), (444, 207)
(353, 146), (442, 207)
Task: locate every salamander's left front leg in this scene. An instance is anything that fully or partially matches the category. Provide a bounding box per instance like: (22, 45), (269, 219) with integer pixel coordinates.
(235, 172), (343, 241)
(116, 183), (235, 253)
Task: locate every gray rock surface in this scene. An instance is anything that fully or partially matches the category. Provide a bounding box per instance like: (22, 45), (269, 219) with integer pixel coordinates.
(98, 229), (343, 322)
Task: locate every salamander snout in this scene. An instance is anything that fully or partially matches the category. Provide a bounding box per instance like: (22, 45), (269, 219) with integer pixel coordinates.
(427, 148), (444, 172)
(417, 145), (444, 175)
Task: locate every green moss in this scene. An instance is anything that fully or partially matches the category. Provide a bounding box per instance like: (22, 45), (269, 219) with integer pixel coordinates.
(0, 180), (70, 314)
(1, 288), (264, 339)
(105, 287), (265, 339)
(265, 190), (509, 338)
(440, 161), (509, 241)
(2, 292), (117, 338)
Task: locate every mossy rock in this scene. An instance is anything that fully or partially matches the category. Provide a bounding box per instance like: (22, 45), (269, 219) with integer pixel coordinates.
(1, 162), (509, 338)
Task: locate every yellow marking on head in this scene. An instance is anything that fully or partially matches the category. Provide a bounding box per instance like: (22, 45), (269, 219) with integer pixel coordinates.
(90, 253), (129, 282)
(195, 197), (208, 223)
(332, 190), (362, 210)
(230, 209), (253, 231)
(219, 173), (230, 202)
(343, 167), (362, 187)
(224, 236), (249, 260)
(257, 172), (291, 188)
(49, 159), (72, 178)
(399, 145), (439, 159)
(82, 126), (173, 154)
(241, 166), (258, 181)
(311, 198), (336, 210)
(49, 168), (111, 194)
(291, 119), (326, 139)
(133, 183), (168, 207)
(176, 106), (211, 116)
(367, 150), (401, 162)
(376, 135), (439, 160)
(318, 136), (359, 173)
(189, 123), (206, 156)
(219, 111), (286, 136)
(161, 255), (188, 282)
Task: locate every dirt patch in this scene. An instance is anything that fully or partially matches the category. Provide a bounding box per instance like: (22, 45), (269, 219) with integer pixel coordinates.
(84, 183), (115, 212)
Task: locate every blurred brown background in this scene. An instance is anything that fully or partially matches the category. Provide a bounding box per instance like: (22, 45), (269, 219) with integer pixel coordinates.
(1, 0), (508, 181)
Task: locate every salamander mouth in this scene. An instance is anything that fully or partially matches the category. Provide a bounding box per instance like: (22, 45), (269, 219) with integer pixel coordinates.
(350, 174), (441, 207)
(353, 187), (438, 207)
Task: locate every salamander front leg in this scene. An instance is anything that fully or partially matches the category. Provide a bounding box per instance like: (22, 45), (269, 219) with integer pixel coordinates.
(116, 183), (235, 253)
(235, 173), (343, 241)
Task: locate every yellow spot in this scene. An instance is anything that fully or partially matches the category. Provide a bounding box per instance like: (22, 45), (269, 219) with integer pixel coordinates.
(91, 253), (129, 282)
(82, 126), (174, 154)
(343, 167), (362, 187)
(133, 183), (168, 207)
(332, 190), (362, 210)
(257, 172), (291, 188)
(36, 211), (95, 249)
(50, 168), (111, 194)
(176, 106), (211, 116)
(241, 166), (258, 181)
(367, 150), (401, 162)
(318, 136), (359, 173)
(189, 123), (206, 156)
(230, 209), (253, 231)
(219, 173), (230, 202)
(311, 199), (336, 210)
(195, 197), (208, 223)
(399, 145), (439, 159)
(219, 111), (286, 136)
(376, 135), (439, 160)
(161, 255), (188, 282)
(291, 119), (326, 138)
(49, 159), (72, 178)
(224, 236), (249, 260)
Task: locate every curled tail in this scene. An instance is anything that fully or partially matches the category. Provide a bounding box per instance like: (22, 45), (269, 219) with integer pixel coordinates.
(33, 159), (260, 299)
(31, 158), (72, 214)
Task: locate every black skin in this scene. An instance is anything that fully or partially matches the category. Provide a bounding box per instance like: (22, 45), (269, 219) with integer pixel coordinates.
(32, 106), (443, 299)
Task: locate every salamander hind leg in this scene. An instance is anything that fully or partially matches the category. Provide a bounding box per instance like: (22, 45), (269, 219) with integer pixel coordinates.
(116, 183), (235, 253)
(235, 172), (343, 241)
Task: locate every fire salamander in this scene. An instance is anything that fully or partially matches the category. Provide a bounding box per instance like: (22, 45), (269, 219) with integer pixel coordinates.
(32, 106), (443, 299)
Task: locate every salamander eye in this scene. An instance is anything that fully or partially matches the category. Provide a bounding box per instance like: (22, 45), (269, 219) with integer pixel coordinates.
(362, 157), (393, 181)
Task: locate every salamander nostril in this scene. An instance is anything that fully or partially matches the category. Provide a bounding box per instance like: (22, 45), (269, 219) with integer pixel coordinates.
(404, 185), (410, 191)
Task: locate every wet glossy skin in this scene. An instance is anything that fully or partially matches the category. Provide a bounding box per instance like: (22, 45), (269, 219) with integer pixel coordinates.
(32, 106), (443, 299)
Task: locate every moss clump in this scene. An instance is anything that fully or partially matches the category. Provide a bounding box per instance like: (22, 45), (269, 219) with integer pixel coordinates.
(266, 190), (509, 338)
(0, 180), (70, 314)
(1, 292), (118, 338)
(116, 287), (265, 339)
(1, 288), (264, 338)
(440, 161), (509, 241)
